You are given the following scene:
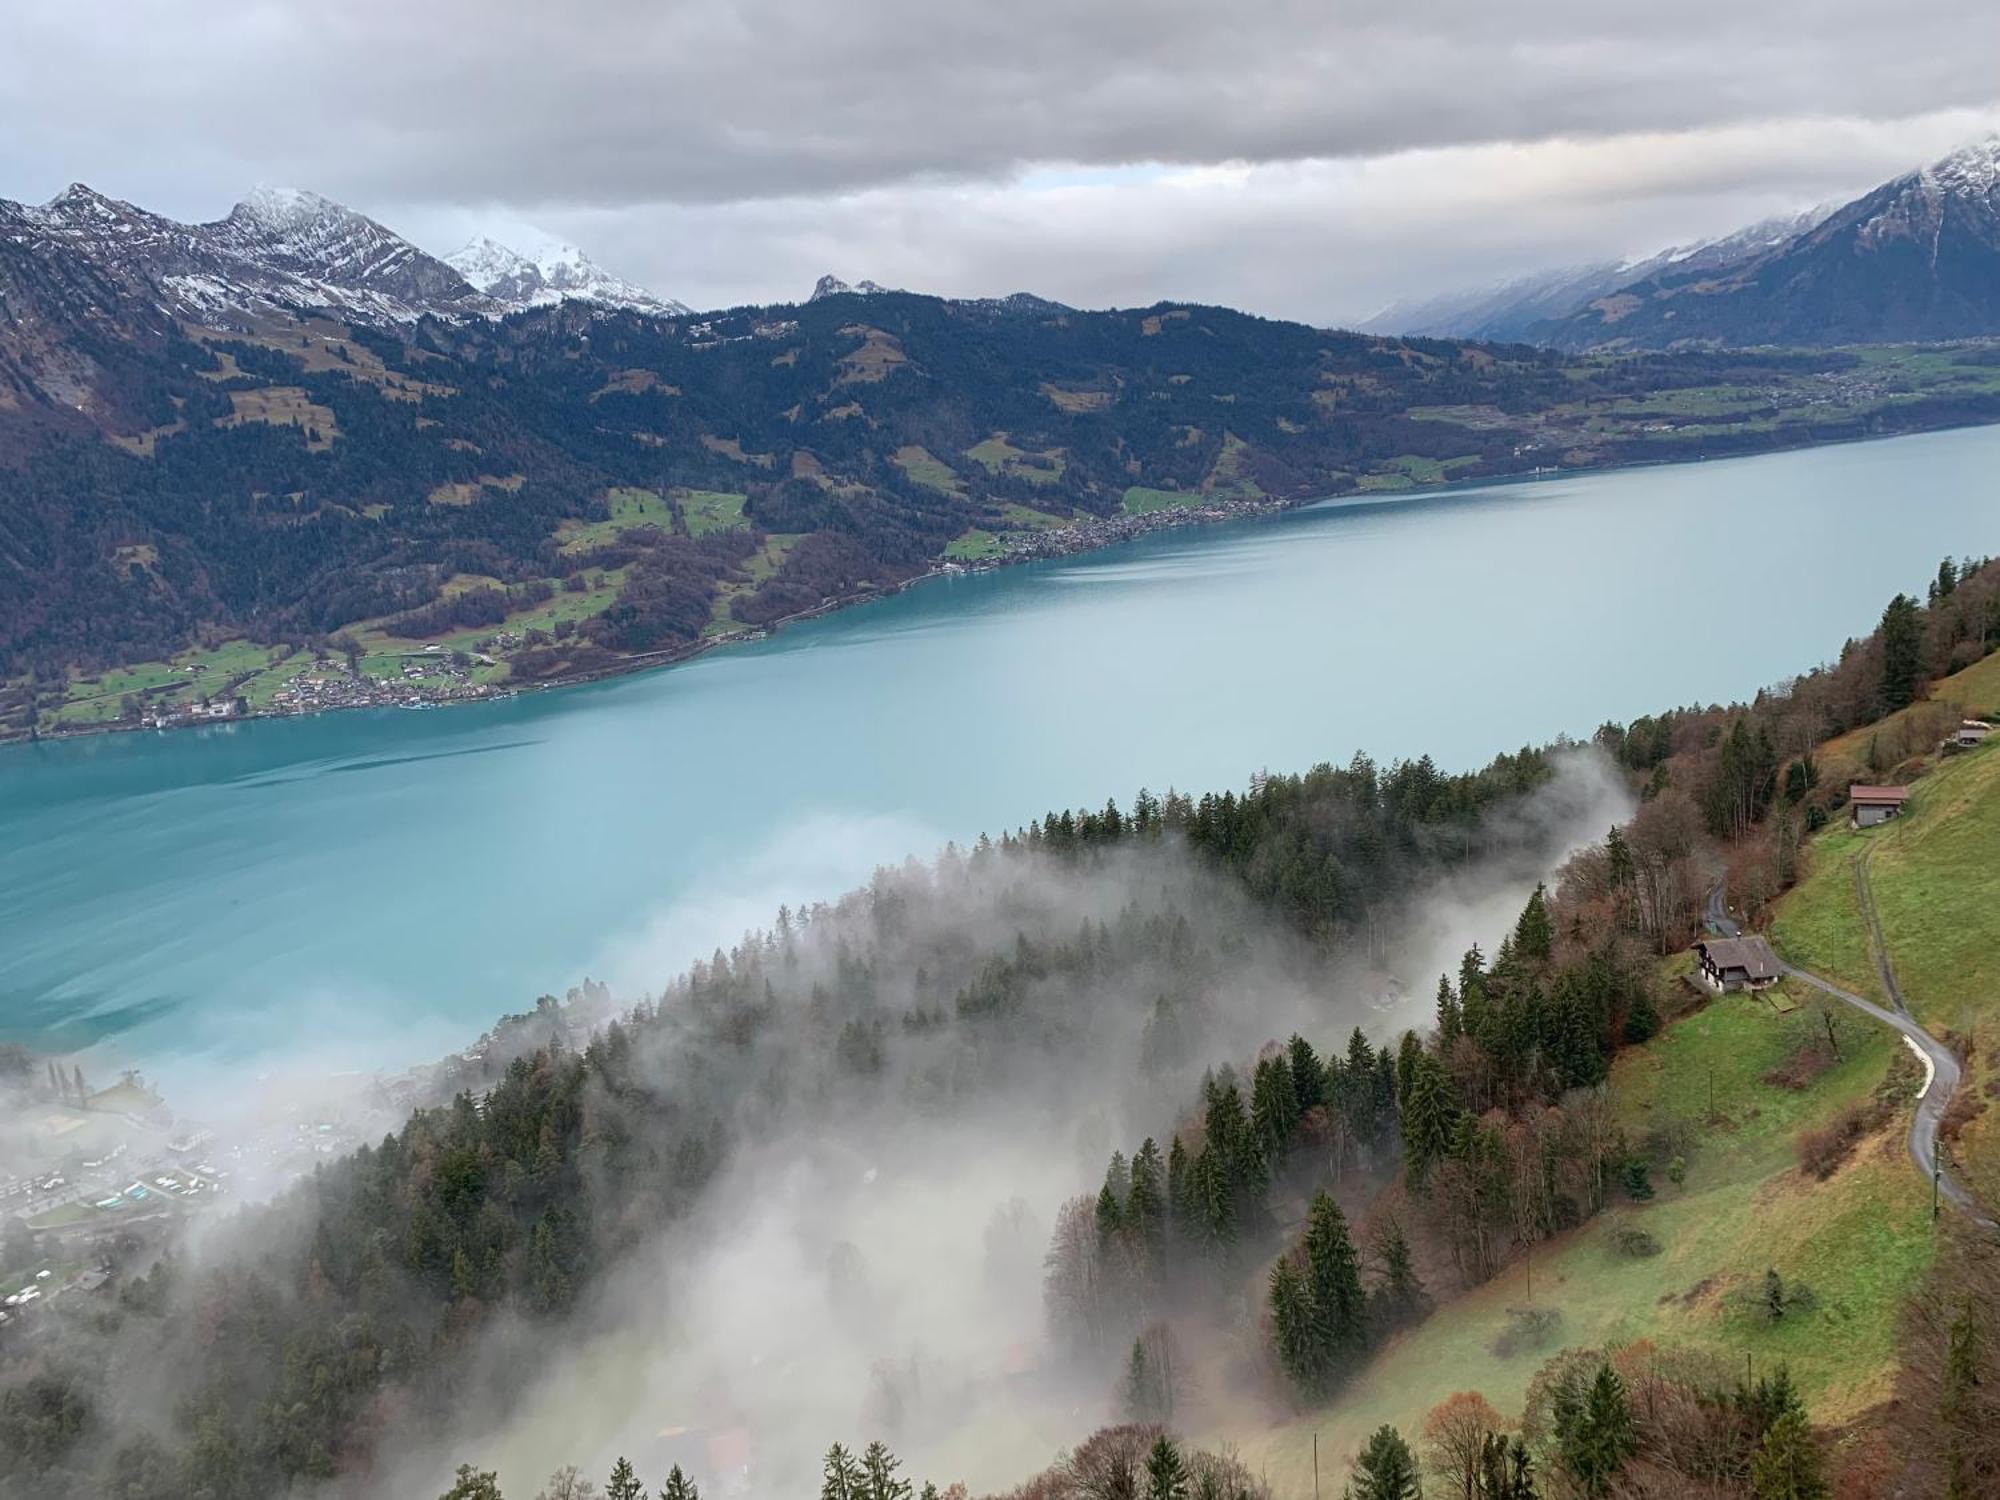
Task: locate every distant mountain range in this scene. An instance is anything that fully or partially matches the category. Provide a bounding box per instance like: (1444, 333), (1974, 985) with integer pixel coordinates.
(1361, 207), (1832, 344)
(0, 182), (689, 331)
(1365, 137), (2000, 349)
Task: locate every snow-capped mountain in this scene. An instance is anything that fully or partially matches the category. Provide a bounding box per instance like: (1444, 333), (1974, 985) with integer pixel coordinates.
(1545, 137), (2000, 348)
(0, 182), (694, 333)
(447, 235), (691, 316)
(1360, 206), (1831, 343)
(1, 182), (492, 326)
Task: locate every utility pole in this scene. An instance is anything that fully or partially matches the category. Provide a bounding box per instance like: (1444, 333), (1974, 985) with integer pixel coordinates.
(1525, 1241), (1533, 1303)
(1312, 1430), (1319, 1500)
(1933, 1138), (1943, 1222)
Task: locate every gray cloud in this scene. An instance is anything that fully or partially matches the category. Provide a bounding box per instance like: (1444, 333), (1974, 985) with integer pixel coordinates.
(6, 2), (2000, 319)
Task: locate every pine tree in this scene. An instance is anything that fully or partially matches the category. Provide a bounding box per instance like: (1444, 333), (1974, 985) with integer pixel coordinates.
(821, 1445), (864, 1500)
(1303, 1192), (1368, 1370)
(1478, 1433), (1537, 1500)
(1395, 1031), (1423, 1107)
(1145, 1437), (1187, 1500)
(1350, 1425), (1421, 1500)
(597, 1460), (641, 1500)
(1288, 1033), (1327, 1112)
(1401, 1053), (1460, 1189)
(1251, 1056), (1302, 1161)
(1604, 826), (1634, 890)
(1370, 1216), (1425, 1326)
(1268, 1256), (1316, 1393)
(1204, 1078), (1266, 1220)
(1879, 592), (1926, 712)
(1128, 1138), (1166, 1262)
(1750, 1410), (1826, 1500)
(1166, 1136), (1192, 1234)
(1435, 975), (1463, 1047)
(1344, 1029), (1379, 1144)
(1192, 1146), (1237, 1252)
(1620, 1159), (1653, 1202)
(658, 1466), (698, 1500)
(1557, 1365), (1635, 1497)
(1622, 983), (1660, 1044)
(1372, 1049), (1399, 1146)
(1458, 943), (1487, 996)
(1096, 1172), (1125, 1246)
(1514, 885), (1554, 963)
(860, 1441), (910, 1500)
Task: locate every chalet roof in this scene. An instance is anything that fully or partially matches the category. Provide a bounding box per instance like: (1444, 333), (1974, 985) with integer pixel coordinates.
(1697, 935), (1782, 981)
(1849, 784), (1912, 805)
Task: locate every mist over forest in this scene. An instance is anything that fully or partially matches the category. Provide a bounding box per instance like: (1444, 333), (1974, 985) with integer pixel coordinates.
(0, 746), (1628, 1499)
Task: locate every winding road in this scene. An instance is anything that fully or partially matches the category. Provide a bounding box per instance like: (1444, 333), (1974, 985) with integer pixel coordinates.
(1704, 878), (1995, 1230)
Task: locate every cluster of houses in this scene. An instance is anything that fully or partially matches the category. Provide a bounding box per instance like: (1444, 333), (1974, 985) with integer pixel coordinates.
(1691, 721), (1991, 993)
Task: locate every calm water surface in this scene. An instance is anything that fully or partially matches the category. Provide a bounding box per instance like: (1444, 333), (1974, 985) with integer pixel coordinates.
(3, 425), (1997, 1083)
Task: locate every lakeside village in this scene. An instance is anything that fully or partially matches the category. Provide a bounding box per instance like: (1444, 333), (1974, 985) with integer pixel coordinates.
(0, 980), (616, 1343)
(121, 641), (512, 733)
(34, 484), (1299, 745)
(940, 486), (1302, 572)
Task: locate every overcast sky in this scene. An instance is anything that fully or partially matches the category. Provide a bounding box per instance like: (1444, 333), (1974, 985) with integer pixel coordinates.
(7, 0), (2000, 324)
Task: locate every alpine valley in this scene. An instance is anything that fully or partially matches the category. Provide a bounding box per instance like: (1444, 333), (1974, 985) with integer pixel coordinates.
(12, 141), (2000, 739)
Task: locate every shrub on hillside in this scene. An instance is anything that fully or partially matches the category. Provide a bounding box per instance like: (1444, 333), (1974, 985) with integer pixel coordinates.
(1611, 1224), (1663, 1259)
(1490, 1306), (1563, 1360)
(1795, 1104), (1871, 1179)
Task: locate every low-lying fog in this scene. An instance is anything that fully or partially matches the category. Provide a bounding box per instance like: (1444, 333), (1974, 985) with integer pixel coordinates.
(346, 752), (1629, 1498)
(2, 752), (1628, 1500)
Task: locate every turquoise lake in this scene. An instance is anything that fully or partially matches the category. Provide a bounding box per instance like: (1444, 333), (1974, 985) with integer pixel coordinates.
(3, 425), (1997, 1085)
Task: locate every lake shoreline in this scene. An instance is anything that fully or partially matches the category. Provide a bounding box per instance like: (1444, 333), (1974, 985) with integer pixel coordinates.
(1, 488), (1311, 752)
(10, 409), (2000, 754)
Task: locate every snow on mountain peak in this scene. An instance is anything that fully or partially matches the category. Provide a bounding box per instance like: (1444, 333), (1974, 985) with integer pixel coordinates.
(447, 234), (689, 316)
(1925, 134), (2000, 196)
(446, 235), (534, 285)
(33, 183), (150, 230)
(229, 185), (347, 233)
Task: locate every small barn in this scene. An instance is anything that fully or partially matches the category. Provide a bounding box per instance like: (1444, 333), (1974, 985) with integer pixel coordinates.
(1694, 935), (1782, 993)
(1849, 784), (1911, 828)
(1954, 719), (1993, 748)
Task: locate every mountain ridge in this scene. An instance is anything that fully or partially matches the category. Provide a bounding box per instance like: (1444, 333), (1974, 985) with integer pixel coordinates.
(1359, 206), (1832, 343)
(1542, 137), (2000, 348)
